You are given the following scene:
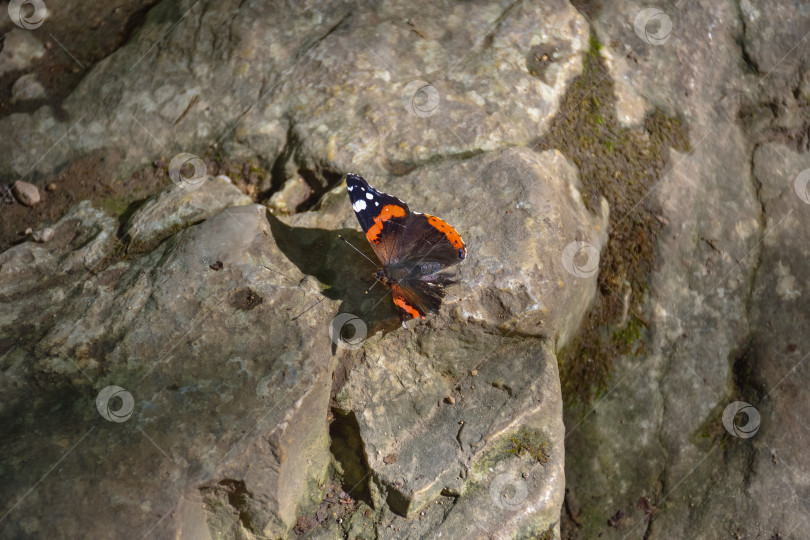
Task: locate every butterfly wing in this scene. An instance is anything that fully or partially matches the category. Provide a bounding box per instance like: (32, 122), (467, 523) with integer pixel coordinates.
(347, 173), (467, 324)
(389, 213), (466, 321)
(346, 173), (411, 265)
(392, 212), (466, 267)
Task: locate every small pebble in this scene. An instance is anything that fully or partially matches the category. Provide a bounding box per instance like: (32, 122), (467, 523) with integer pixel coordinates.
(25, 227), (33, 235)
(12, 180), (40, 206)
(445, 396), (456, 404)
(46, 182), (57, 191)
(470, 369), (478, 376)
(33, 227), (54, 243)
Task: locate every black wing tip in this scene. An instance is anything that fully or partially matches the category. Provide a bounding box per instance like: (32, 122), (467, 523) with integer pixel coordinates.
(346, 173), (366, 183)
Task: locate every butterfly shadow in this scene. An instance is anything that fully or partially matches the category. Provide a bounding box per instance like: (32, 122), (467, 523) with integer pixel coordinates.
(266, 211), (402, 345)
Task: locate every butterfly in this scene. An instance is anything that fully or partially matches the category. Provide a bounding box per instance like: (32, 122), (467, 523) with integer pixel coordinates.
(345, 173), (466, 327)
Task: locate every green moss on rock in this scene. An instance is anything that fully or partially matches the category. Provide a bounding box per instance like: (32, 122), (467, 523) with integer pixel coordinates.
(537, 34), (689, 406)
(507, 427), (552, 464)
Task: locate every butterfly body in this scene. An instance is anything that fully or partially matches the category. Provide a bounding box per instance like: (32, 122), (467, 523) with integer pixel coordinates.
(346, 173), (466, 325)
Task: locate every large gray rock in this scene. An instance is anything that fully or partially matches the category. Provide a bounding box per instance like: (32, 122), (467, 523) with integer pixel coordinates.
(278, 145), (606, 539)
(0, 200), (335, 538)
(124, 174), (252, 250)
(560, 1), (810, 539)
(0, 0), (587, 185)
(0, 140), (605, 539)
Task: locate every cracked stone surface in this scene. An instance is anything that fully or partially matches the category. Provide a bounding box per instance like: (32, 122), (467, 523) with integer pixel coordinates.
(3, 0), (808, 538)
(1, 199), (335, 538)
(124, 174), (252, 251)
(1, 148), (602, 538)
(273, 145), (605, 539)
(0, 0), (588, 182)
(560, 1), (810, 538)
(1, 1), (603, 536)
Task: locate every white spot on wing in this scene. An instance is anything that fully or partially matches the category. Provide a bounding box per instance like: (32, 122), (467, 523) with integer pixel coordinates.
(353, 200), (367, 211)
(375, 201), (379, 206)
(347, 185), (354, 191)
(366, 192), (374, 200)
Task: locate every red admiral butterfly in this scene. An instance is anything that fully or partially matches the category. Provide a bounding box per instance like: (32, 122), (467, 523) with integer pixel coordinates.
(346, 173), (466, 326)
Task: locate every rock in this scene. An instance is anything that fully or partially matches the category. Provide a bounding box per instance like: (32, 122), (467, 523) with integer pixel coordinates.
(560, 1), (810, 539)
(12, 180), (40, 206)
(46, 182), (57, 192)
(32, 227), (54, 243)
(15, 0), (809, 537)
(123, 173), (252, 251)
(11, 73), (47, 102)
(290, 146), (604, 538)
(0, 201), (116, 299)
(276, 1), (590, 178)
(0, 29), (46, 77)
(0, 1), (588, 185)
(0, 136), (604, 538)
(267, 175), (313, 215)
(0, 203), (335, 539)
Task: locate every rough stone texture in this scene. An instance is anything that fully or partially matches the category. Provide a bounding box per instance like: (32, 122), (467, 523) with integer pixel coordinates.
(7, 0), (808, 538)
(0, 28), (46, 77)
(324, 147), (604, 535)
(275, 145), (604, 539)
(11, 73), (47, 103)
(0, 144), (604, 538)
(560, 1), (810, 539)
(1, 202), (335, 538)
(12, 180), (40, 206)
(124, 174), (252, 250)
(0, 0), (587, 183)
(268, 176), (314, 215)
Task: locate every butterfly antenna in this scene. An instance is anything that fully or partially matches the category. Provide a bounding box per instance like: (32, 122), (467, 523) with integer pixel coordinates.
(337, 234), (378, 268)
(364, 280), (380, 294)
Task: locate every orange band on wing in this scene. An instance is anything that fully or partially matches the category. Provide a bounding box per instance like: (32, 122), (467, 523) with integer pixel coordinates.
(366, 204), (407, 244)
(426, 215), (466, 254)
(394, 295), (425, 319)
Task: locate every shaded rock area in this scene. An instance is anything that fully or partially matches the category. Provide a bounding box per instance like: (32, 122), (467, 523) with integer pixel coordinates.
(558, 0), (810, 539)
(1, 149), (603, 539)
(1, 1), (608, 538)
(2, 0), (809, 539)
(1, 200), (336, 538)
(0, 0), (588, 183)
